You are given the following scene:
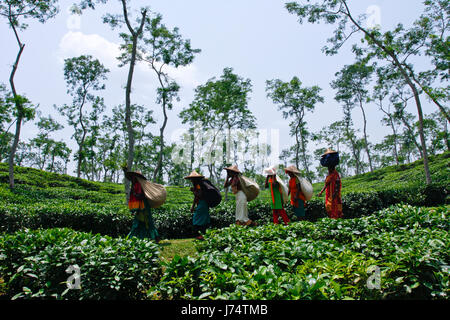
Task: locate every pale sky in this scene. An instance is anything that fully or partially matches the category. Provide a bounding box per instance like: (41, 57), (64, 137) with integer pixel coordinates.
(1, 0), (437, 177)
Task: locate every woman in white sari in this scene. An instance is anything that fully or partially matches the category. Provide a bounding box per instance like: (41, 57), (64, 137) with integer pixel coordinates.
(224, 165), (254, 226)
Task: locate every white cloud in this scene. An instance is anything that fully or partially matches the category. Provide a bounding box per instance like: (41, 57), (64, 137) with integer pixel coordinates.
(136, 58), (203, 89)
(57, 31), (121, 69)
(56, 31), (203, 105)
(167, 64), (203, 89)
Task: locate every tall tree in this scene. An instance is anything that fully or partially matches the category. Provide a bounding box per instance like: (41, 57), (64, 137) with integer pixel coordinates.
(103, 1), (149, 195)
(342, 103), (365, 175)
(179, 67), (256, 197)
(403, 0), (449, 121)
(421, 111), (450, 155)
(266, 76), (323, 180)
(285, 0), (438, 183)
(331, 54), (374, 171)
(57, 55), (109, 178)
(29, 115), (64, 170)
(140, 13), (201, 182)
(0, 0), (59, 188)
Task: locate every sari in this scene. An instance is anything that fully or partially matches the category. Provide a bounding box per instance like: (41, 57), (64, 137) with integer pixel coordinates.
(289, 177), (306, 218)
(128, 181), (159, 240)
(269, 177), (289, 225)
(192, 184), (211, 227)
(325, 170), (343, 219)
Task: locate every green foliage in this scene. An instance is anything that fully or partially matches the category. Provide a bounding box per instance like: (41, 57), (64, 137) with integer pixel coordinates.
(266, 76), (324, 180)
(0, 228), (161, 299)
(0, 153), (449, 300)
(151, 204), (449, 300)
(0, 0), (60, 29)
(0, 153), (448, 240)
(0, 162), (122, 193)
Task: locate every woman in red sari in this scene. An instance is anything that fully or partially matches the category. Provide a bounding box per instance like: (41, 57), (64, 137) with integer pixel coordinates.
(318, 165), (343, 219)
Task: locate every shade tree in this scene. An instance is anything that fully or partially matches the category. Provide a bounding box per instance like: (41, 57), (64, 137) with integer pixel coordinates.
(285, 0), (447, 184)
(56, 55), (109, 178)
(0, 0), (59, 188)
(266, 76), (323, 181)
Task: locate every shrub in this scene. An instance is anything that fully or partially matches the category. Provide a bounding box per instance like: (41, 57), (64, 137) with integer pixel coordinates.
(0, 182), (447, 240)
(0, 228), (162, 300)
(151, 204), (449, 300)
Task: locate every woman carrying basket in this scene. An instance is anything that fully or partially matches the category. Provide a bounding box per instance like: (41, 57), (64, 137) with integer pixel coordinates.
(224, 165), (255, 226)
(317, 149), (343, 219)
(264, 166), (290, 226)
(285, 165), (307, 221)
(123, 167), (160, 242)
(185, 171), (211, 240)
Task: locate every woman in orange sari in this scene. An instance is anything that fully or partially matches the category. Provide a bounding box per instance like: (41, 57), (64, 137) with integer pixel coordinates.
(285, 165), (307, 220)
(318, 164), (343, 219)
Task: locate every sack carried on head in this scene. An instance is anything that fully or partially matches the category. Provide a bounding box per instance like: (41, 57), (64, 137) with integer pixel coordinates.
(320, 149), (340, 168)
(276, 175), (290, 205)
(238, 175), (260, 202)
(200, 178), (222, 208)
(296, 175), (313, 201)
(264, 166), (289, 204)
(135, 177), (167, 208)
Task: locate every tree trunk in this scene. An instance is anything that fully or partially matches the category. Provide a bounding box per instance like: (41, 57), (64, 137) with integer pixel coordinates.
(294, 122), (301, 170)
(121, 3), (148, 200)
(224, 126), (231, 201)
(410, 85), (432, 184)
(343, 107), (361, 174)
(8, 32), (25, 189)
(190, 127), (194, 172)
(154, 104), (168, 183)
(359, 101), (373, 171)
(76, 97), (87, 178)
(389, 117), (400, 165)
(380, 104), (400, 165)
(299, 123), (311, 178)
(153, 71), (169, 183)
(444, 118), (450, 151)
(124, 38), (137, 197)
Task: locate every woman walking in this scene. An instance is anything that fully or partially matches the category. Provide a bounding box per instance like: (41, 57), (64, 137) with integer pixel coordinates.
(285, 165), (307, 220)
(264, 167), (290, 226)
(318, 149), (343, 219)
(185, 171), (211, 240)
(224, 165), (254, 226)
(124, 169), (160, 242)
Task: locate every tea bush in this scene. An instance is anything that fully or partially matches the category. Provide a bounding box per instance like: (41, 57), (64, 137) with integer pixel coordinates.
(0, 152), (448, 239)
(0, 181), (447, 240)
(0, 228), (162, 300)
(151, 204), (449, 300)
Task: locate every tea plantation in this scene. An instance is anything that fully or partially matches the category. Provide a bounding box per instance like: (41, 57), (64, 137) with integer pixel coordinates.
(0, 152), (449, 300)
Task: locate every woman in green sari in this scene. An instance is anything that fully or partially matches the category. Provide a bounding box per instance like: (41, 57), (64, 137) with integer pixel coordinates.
(125, 170), (160, 242)
(185, 171), (211, 240)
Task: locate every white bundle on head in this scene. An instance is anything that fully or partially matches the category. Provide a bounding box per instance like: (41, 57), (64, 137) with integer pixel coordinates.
(263, 166), (277, 176)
